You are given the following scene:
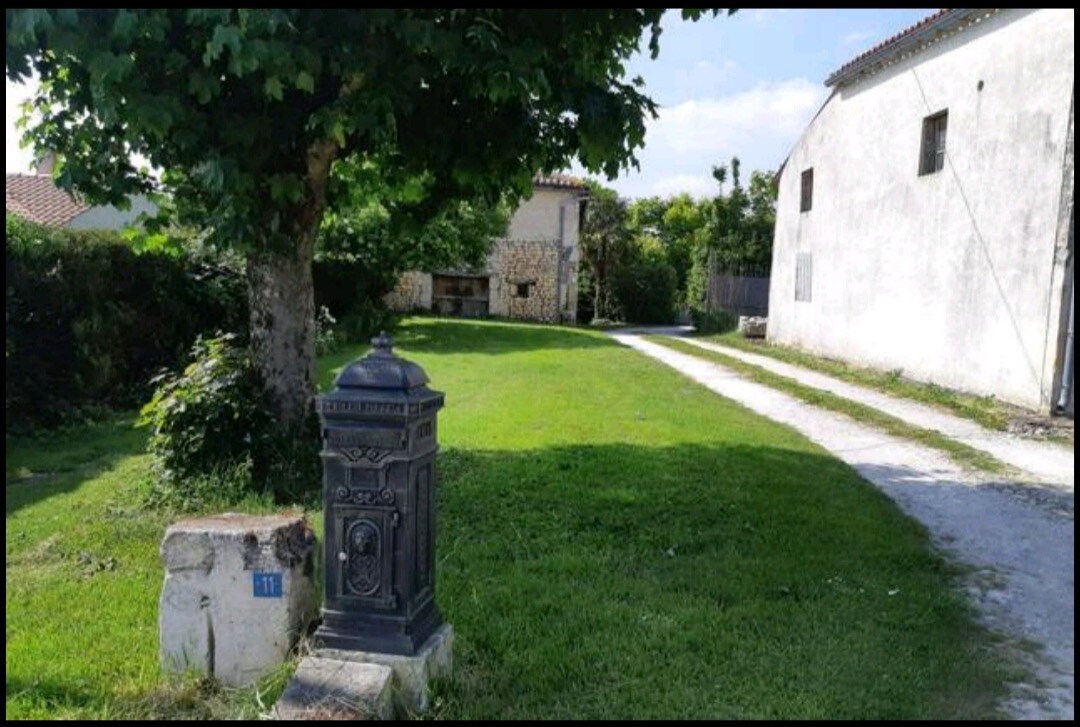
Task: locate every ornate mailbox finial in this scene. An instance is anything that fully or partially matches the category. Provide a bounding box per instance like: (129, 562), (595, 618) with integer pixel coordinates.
(371, 331), (394, 357)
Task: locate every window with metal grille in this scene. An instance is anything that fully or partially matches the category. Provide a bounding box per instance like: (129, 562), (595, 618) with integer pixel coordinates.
(919, 110), (948, 175)
(800, 168), (813, 212)
(795, 253), (812, 302)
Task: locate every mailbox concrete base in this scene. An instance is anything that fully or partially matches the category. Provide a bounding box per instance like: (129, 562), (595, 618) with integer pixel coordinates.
(159, 513), (317, 687)
(317, 623), (454, 715)
(271, 657), (394, 720)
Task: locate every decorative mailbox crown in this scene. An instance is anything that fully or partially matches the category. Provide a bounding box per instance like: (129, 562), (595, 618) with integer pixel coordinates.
(314, 332), (445, 655)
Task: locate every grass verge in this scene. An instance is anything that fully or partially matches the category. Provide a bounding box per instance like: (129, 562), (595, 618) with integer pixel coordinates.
(699, 332), (1019, 432)
(647, 335), (1012, 476)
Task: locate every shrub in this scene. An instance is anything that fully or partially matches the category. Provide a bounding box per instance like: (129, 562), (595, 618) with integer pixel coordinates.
(611, 257), (678, 324)
(138, 333), (269, 488)
(314, 305), (342, 356)
(137, 333), (322, 503)
(690, 308), (738, 334)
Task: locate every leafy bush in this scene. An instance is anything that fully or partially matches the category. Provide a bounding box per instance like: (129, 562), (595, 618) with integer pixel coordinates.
(611, 253), (678, 324)
(690, 307), (738, 334)
(314, 305), (342, 355)
(5, 215), (247, 430)
(138, 333), (269, 487)
(311, 258), (401, 345)
(137, 332), (321, 503)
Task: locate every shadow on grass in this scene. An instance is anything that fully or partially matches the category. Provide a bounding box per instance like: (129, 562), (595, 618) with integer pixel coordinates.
(394, 318), (613, 356)
(5, 676), (105, 719)
(4, 437), (1027, 719)
(5, 415), (148, 516)
(428, 442), (1013, 720)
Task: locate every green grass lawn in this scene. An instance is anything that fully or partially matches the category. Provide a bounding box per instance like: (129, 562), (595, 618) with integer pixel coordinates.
(6, 317), (1015, 719)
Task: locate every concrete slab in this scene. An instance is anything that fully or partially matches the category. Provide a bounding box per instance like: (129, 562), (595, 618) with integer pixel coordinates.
(317, 623), (453, 715)
(272, 657), (393, 720)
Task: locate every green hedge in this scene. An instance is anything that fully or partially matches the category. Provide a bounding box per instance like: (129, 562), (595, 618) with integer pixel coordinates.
(611, 257), (678, 324)
(5, 215), (247, 430)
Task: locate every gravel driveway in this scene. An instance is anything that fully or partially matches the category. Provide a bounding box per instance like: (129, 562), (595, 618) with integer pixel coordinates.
(612, 332), (1074, 720)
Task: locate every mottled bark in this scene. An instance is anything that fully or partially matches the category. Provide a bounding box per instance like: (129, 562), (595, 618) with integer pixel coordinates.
(247, 236), (318, 431)
(247, 139), (338, 431)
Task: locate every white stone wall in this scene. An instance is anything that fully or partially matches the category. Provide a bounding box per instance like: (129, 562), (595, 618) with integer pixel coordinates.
(68, 194), (158, 230)
(506, 187), (581, 245)
(769, 8), (1075, 411)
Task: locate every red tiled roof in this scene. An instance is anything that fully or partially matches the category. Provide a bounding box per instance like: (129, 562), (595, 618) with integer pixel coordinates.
(533, 173), (588, 190)
(5, 174), (90, 227)
(825, 9), (999, 88)
(6, 191), (37, 223)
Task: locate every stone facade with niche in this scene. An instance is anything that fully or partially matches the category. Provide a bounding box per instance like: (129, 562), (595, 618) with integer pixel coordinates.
(383, 176), (587, 324)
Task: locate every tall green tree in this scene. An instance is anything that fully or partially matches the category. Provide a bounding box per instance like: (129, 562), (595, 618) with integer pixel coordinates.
(7, 9), (732, 440)
(579, 181), (632, 321)
(628, 194), (710, 304)
(708, 156), (776, 273)
(316, 156), (510, 309)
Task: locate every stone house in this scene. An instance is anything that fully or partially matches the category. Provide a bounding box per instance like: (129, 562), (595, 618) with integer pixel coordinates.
(384, 175), (589, 324)
(769, 9), (1074, 415)
(6, 153), (156, 230)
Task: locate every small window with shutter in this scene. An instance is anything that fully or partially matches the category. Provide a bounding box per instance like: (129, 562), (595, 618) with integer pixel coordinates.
(795, 253), (813, 302)
(800, 168), (813, 212)
(919, 110), (948, 175)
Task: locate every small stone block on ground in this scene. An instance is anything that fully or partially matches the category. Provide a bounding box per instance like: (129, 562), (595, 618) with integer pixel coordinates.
(273, 657), (393, 720)
(159, 513), (317, 687)
(317, 623), (454, 715)
(738, 315), (768, 338)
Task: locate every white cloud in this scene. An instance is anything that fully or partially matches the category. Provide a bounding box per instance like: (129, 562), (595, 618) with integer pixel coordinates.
(572, 77), (828, 199)
(650, 174), (715, 198)
(650, 78), (826, 157)
(842, 30), (877, 46)
(672, 59), (739, 99)
(744, 9), (789, 25)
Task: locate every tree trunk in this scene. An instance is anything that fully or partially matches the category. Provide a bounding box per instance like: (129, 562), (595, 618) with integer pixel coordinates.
(247, 139), (338, 433)
(247, 233), (317, 431)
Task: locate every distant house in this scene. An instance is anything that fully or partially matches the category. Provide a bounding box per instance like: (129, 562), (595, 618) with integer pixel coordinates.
(5, 154), (156, 230)
(769, 9), (1074, 416)
(384, 174), (589, 323)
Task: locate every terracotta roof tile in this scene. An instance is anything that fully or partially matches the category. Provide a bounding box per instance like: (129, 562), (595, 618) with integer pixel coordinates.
(5, 174), (91, 227)
(6, 191), (40, 224)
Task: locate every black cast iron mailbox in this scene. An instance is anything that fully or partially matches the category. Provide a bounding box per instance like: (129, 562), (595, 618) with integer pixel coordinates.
(314, 332), (445, 655)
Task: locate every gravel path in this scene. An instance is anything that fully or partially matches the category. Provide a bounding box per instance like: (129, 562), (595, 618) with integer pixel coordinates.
(678, 336), (1074, 488)
(611, 332), (1074, 720)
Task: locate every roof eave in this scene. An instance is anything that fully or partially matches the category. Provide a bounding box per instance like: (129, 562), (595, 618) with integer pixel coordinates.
(825, 9), (992, 89)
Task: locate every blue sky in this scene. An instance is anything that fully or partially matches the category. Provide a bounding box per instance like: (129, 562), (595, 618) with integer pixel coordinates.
(571, 8), (937, 198)
(6, 9), (934, 199)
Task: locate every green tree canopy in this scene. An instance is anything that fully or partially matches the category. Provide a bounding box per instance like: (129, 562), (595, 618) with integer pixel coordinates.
(7, 8), (732, 444)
